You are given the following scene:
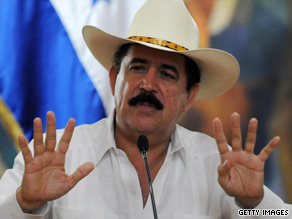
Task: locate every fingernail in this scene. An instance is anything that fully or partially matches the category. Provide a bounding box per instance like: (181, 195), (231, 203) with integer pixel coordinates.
(223, 160), (227, 167)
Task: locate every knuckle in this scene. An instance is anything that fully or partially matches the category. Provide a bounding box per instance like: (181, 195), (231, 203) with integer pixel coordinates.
(216, 139), (226, 145)
(60, 138), (71, 145)
(46, 135), (56, 142)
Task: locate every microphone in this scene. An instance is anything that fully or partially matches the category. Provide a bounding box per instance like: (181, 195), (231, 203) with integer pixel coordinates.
(137, 135), (158, 219)
(137, 134), (149, 154)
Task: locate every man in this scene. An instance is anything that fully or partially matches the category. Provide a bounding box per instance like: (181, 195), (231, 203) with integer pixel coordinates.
(0, 0), (290, 218)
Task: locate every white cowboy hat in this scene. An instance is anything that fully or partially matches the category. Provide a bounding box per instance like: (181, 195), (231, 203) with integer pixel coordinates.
(82, 0), (240, 100)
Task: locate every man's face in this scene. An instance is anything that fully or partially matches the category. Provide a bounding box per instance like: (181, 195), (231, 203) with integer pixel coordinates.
(110, 44), (198, 136)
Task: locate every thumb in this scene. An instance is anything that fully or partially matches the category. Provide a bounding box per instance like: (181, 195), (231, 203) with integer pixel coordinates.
(68, 162), (95, 190)
(217, 160), (231, 186)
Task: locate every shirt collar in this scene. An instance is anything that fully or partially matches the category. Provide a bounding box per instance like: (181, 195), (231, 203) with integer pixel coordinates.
(94, 109), (117, 167)
(168, 125), (189, 168)
(94, 110), (188, 168)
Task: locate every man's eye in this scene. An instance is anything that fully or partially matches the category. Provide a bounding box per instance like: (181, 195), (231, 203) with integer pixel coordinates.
(161, 71), (176, 80)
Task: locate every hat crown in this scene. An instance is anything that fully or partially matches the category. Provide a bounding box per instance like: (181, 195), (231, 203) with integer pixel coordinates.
(127, 0), (200, 51)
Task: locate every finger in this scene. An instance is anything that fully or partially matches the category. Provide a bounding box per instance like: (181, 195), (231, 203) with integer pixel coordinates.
(57, 118), (76, 154)
(45, 111), (57, 152)
(213, 117), (229, 155)
(19, 135), (33, 164)
(217, 160), (231, 187)
(258, 136), (280, 162)
(244, 118), (258, 153)
(68, 162), (94, 190)
(230, 112), (242, 152)
(33, 117), (44, 156)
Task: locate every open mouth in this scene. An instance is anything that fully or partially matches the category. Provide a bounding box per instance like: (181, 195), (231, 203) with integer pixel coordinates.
(139, 102), (154, 107)
(136, 102), (157, 112)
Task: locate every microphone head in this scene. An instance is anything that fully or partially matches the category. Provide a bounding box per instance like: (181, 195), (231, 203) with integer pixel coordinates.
(137, 135), (149, 153)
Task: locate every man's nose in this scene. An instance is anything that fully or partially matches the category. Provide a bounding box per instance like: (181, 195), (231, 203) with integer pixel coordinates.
(138, 69), (158, 93)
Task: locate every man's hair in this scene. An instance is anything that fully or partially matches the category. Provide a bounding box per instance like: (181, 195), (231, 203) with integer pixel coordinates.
(113, 43), (132, 74)
(113, 43), (200, 92)
(184, 55), (200, 92)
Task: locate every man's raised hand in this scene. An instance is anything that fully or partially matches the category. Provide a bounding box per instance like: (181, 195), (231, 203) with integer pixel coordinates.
(17, 111), (94, 213)
(212, 112), (280, 209)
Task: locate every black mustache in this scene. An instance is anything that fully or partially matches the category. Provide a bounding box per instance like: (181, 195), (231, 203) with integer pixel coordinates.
(128, 91), (164, 110)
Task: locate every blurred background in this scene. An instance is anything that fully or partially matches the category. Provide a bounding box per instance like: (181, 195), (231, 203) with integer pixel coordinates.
(0, 0), (291, 203)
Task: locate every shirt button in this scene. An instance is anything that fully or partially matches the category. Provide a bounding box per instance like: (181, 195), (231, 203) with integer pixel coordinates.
(130, 189), (137, 195)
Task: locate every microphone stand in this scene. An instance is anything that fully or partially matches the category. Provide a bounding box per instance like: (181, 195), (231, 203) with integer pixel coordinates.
(137, 135), (158, 219)
(141, 150), (158, 219)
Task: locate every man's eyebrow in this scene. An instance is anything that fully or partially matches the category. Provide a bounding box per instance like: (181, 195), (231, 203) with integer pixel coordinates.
(161, 64), (179, 78)
(129, 58), (180, 78)
(129, 58), (149, 65)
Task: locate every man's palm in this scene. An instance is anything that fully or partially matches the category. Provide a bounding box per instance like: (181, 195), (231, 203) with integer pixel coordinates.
(213, 113), (280, 208)
(17, 112), (94, 213)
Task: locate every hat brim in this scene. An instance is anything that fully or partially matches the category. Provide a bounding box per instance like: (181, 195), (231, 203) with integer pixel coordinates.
(82, 25), (240, 100)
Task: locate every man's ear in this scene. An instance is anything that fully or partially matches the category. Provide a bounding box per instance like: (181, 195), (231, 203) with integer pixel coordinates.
(109, 66), (118, 95)
(183, 84), (199, 112)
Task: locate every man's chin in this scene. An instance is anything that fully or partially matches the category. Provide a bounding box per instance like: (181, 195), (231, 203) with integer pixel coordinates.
(130, 117), (159, 133)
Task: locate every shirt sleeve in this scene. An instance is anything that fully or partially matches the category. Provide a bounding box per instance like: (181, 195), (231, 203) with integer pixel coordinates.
(0, 189), (49, 219)
(0, 151), (49, 219)
(223, 186), (291, 218)
(251, 186), (291, 218)
(255, 186), (288, 210)
(0, 190), (25, 219)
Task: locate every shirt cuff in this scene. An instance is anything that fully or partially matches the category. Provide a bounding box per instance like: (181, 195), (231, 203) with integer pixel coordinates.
(235, 186), (286, 209)
(255, 186), (287, 209)
(0, 190), (49, 219)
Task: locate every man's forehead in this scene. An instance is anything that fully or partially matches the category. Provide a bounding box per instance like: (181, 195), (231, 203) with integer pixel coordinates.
(125, 44), (185, 67)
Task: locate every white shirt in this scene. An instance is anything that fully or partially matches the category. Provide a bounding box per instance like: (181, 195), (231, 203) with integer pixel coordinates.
(0, 111), (290, 219)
